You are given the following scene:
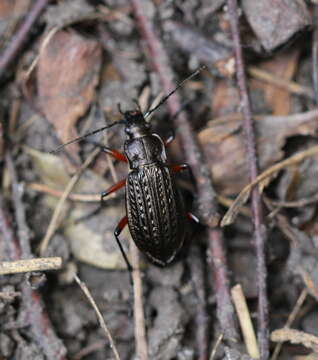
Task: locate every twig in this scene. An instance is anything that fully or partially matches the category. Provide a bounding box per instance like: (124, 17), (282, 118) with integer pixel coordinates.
(248, 66), (314, 100)
(231, 284), (260, 359)
(0, 0), (49, 79)
(0, 257), (62, 275)
(130, 0), (239, 342)
(217, 195), (251, 217)
(39, 148), (100, 256)
(6, 152), (32, 257)
(74, 274), (121, 360)
(130, 242), (148, 360)
(0, 194), (67, 359)
(73, 341), (106, 360)
(271, 289), (308, 360)
(222, 145), (318, 226)
(268, 193), (318, 208)
(209, 333), (224, 360)
(208, 230), (238, 341)
(5, 151), (67, 359)
(226, 2), (269, 357)
(312, 5), (318, 104)
(271, 328), (318, 352)
(28, 182), (113, 202)
(188, 245), (209, 360)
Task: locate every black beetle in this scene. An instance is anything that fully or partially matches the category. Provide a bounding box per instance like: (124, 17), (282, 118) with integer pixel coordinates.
(51, 68), (202, 272)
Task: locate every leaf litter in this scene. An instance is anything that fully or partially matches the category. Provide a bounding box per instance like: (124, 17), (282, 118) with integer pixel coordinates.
(2, 0), (318, 359)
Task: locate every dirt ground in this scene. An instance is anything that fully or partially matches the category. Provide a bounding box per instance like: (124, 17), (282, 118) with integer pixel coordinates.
(1, 1), (318, 359)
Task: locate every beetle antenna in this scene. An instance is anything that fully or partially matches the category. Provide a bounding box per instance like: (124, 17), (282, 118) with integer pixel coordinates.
(50, 120), (125, 154)
(144, 65), (206, 119)
(133, 98), (142, 112)
(117, 103), (124, 115)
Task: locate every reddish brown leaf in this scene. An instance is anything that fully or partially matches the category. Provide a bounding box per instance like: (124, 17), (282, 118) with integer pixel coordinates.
(199, 110), (318, 195)
(0, 0), (30, 19)
(251, 49), (300, 116)
(37, 30), (102, 162)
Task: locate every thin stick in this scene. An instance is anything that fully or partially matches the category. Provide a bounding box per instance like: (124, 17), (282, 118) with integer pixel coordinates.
(271, 289), (308, 360)
(269, 194), (318, 208)
(222, 145), (318, 226)
(74, 274), (121, 360)
(28, 183), (113, 202)
(6, 152), (32, 257)
(0, 0), (49, 78)
(130, 242), (148, 360)
(209, 333), (224, 360)
(0, 257), (62, 275)
(312, 5), (318, 104)
(0, 195), (67, 359)
(231, 284), (260, 359)
(226, 2), (269, 358)
(130, 0), (239, 342)
(188, 246), (209, 360)
(39, 148), (100, 255)
(248, 66), (314, 100)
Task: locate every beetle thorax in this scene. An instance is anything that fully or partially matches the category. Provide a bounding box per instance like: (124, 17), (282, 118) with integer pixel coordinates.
(124, 134), (167, 169)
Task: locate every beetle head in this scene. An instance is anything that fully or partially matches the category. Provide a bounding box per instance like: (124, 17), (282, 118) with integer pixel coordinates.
(123, 110), (150, 138)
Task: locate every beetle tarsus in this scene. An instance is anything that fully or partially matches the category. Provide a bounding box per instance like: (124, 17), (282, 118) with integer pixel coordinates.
(114, 216), (133, 284)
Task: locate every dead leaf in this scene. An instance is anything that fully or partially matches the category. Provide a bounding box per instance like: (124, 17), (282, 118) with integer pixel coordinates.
(251, 49), (300, 115)
(199, 110), (318, 196)
(211, 82), (240, 117)
(271, 328), (318, 352)
(0, 0), (30, 40)
(26, 147), (127, 269)
(37, 30), (102, 162)
(0, 0), (30, 19)
(221, 145), (318, 226)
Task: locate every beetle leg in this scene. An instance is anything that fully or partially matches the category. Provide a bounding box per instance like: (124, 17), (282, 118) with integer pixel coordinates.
(169, 163), (189, 173)
(164, 130), (175, 146)
(88, 141), (128, 163)
(114, 216), (133, 285)
(169, 163), (196, 183)
(100, 146), (127, 163)
(187, 212), (200, 224)
(101, 178), (126, 200)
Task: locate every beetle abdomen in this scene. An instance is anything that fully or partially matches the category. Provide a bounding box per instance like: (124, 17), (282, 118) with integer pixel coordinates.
(126, 165), (185, 266)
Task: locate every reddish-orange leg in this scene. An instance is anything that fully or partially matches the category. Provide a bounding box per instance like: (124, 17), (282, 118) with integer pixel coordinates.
(114, 216), (134, 284)
(169, 164), (200, 224)
(89, 141), (128, 163)
(187, 212), (200, 223)
(101, 178), (126, 200)
(101, 176), (133, 281)
(164, 132), (175, 146)
(169, 163), (189, 173)
(100, 146), (128, 163)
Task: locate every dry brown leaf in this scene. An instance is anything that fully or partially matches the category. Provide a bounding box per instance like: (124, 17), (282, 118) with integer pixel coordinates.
(0, 0), (30, 19)
(271, 328), (318, 352)
(211, 82), (240, 117)
(221, 145), (318, 226)
(199, 110), (318, 196)
(37, 30), (102, 162)
(251, 49), (300, 115)
(26, 147), (126, 269)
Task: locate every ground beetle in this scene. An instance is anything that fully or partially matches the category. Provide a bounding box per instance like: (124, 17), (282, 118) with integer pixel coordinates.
(52, 68), (203, 273)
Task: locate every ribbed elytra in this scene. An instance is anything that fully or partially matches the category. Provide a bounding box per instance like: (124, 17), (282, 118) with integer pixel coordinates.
(126, 164), (185, 266)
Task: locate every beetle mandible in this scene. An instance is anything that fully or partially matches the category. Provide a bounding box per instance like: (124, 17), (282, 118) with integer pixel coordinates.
(52, 68), (203, 272)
